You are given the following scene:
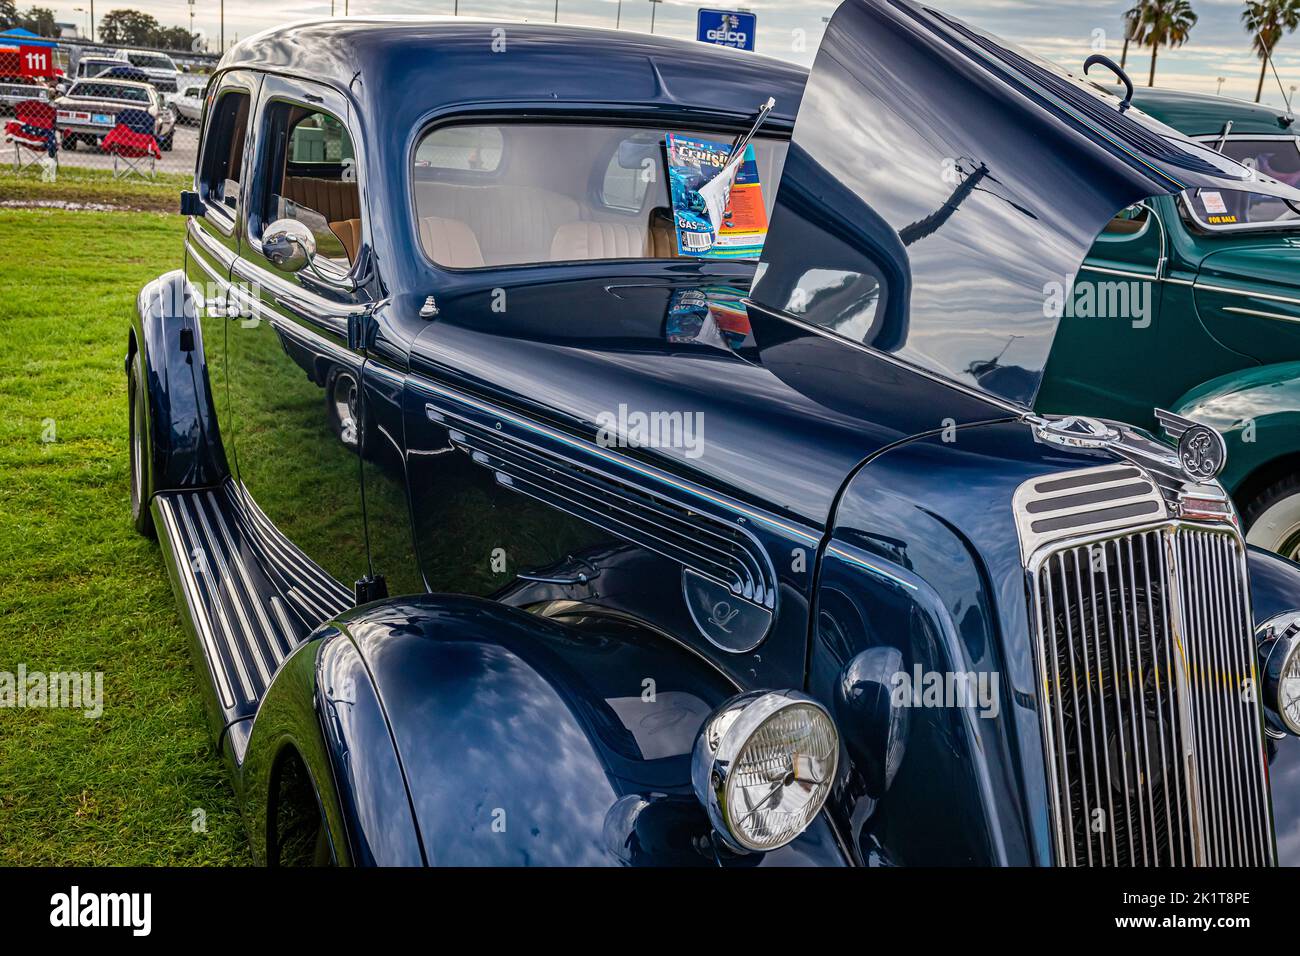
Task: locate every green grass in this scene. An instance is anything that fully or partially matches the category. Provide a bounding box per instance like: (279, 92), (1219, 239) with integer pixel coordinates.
(0, 166), (188, 212)
(0, 208), (251, 864)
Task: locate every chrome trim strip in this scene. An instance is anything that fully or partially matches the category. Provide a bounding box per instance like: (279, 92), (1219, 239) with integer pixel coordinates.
(1080, 265), (1158, 280)
(1222, 305), (1300, 324)
(1199, 282), (1300, 308)
(417, 379), (821, 548)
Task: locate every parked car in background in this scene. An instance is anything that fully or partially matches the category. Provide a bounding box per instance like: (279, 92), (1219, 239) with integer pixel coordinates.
(0, 73), (53, 114)
(54, 78), (174, 150)
(74, 55), (128, 80)
(129, 3), (1300, 867)
(1038, 85), (1300, 561)
(114, 48), (180, 94)
(169, 78), (205, 125)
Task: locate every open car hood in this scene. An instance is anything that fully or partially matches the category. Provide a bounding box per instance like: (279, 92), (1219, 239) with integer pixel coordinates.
(752, 0), (1300, 408)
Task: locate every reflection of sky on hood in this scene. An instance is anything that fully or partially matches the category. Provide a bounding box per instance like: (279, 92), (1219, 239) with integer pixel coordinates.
(787, 15), (1132, 406)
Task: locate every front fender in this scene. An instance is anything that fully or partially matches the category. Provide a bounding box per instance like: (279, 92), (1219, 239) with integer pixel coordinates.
(240, 628), (423, 866)
(131, 270), (227, 491)
(1172, 361), (1300, 495)
(334, 596), (848, 866)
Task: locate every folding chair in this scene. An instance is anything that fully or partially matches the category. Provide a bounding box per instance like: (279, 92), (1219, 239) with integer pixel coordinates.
(3, 100), (58, 177)
(102, 108), (160, 180)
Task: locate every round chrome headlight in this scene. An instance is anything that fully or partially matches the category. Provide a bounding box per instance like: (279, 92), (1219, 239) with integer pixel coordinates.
(691, 690), (839, 853)
(1259, 611), (1300, 736)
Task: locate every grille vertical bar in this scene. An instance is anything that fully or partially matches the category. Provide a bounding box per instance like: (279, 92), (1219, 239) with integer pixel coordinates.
(1032, 523), (1274, 866)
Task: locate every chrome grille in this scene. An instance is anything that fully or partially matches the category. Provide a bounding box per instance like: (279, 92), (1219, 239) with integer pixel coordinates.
(1030, 523), (1274, 866)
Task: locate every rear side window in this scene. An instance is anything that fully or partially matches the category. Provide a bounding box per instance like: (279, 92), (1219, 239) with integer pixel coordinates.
(256, 101), (359, 266)
(199, 90), (250, 213)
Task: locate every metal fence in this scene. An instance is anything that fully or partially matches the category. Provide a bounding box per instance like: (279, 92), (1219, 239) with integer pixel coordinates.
(1, 37), (211, 185)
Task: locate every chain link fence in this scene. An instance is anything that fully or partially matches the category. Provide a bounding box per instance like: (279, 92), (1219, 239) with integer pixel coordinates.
(1, 36), (213, 190)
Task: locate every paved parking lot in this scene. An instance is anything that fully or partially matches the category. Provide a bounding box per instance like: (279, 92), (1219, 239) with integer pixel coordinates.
(54, 121), (197, 176)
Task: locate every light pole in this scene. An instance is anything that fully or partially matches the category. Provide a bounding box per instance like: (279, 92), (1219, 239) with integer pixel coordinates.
(1216, 76), (1226, 95)
(89, 0), (94, 43)
(187, 0), (195, 38)
(554, 0), (559, 22)
(648, 0), (661, 34)
(616, 0), (622, 28)
(220, 0), (224, 52)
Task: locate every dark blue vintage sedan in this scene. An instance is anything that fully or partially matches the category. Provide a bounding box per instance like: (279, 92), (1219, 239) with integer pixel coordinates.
(128, 0), (1300, 866)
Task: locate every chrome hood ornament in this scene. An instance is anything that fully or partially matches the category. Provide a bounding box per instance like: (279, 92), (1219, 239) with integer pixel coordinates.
(1034, 415), (1120, 448)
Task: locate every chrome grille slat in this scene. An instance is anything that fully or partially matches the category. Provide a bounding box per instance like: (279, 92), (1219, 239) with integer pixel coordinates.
(1030, 520), (1274, 866)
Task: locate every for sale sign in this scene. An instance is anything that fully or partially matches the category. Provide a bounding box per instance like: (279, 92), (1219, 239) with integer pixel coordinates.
(696, 9), (757, 52)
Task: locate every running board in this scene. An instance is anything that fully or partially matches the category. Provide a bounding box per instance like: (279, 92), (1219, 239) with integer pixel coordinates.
(152, 482), (353, 726)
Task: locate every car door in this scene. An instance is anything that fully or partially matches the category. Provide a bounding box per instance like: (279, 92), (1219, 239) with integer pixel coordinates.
(225, 74), (372, 603)
(184, 69), (257, 474)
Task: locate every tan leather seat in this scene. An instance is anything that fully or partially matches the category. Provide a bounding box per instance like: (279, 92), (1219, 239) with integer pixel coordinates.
(418, 216), (485, 269)
(414, 182), (580, 265)
(283, 176), (360, 224)
(647, 209), (678, 259)
(329, 218), (361, 263)
(550, 221), (649, 261)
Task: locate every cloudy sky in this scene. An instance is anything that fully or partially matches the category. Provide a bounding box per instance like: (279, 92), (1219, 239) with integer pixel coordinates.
(49, 0), (1300, 108)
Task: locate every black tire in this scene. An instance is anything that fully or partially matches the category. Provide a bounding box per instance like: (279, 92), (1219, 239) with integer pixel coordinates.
(128, 350), (157, 539)
(1243, 473), (1300, 563)
(159, 131), (174, 152)
(61, 132), (77, 151)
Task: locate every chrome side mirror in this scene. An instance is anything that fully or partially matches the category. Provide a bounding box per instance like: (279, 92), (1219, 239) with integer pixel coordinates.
(263, 218), (316, 274)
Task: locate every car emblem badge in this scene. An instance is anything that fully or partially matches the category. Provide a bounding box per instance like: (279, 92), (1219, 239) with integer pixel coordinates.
(1155, 409), (1227, 481)
(1177, 424), (1227, 481)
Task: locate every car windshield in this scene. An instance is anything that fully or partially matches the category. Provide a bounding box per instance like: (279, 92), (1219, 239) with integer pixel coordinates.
(127, 53), (174, 71)
(412, 123), (788, 268)
(1176, 137), (1300, 231)
(68, 81), (150, 103)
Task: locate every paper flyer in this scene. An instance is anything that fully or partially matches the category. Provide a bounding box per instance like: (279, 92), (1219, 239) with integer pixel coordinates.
(665, 134), (768, 259)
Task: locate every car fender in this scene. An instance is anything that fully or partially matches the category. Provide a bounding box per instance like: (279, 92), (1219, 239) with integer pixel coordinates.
(1171, 361), (1300, 495)
(130, 269), (227, 491)
(323, 595), (848, 867)
(240, 628), (423, 866)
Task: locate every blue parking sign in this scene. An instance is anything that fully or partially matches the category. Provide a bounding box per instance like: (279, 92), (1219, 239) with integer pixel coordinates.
(696, 8), (757, 52)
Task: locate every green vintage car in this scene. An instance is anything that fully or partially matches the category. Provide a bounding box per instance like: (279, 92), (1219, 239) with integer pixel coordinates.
(1037, 85), (1300, 560)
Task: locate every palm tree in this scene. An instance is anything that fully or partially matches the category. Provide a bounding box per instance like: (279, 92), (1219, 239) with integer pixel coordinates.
(1120, 4), (1143, 69)
(1243, 0), (1300, 103)
(1132, 0), (1199, 87)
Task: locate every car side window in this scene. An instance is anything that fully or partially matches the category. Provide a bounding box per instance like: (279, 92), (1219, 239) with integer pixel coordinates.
(198, 89), (250, 214)
(256, 101), (359, 266)
(1102, 204), (1150, 237)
